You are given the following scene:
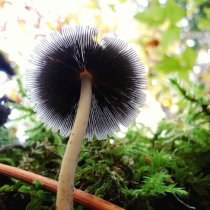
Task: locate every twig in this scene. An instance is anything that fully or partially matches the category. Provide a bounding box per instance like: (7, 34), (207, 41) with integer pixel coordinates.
(0, 163), (124, 210)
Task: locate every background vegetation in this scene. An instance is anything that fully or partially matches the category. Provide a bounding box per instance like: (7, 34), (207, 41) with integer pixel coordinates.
(0, 0), (209, 209)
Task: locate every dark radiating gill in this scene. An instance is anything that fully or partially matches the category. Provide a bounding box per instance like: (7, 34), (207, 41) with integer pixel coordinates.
(26, 26), (146, 140)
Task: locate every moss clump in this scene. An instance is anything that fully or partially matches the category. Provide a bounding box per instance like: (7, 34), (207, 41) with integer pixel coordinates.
(0, 78), (209, 210)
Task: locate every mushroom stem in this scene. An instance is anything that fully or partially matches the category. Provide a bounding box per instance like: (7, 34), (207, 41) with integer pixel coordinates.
(56, 76), (92, 210)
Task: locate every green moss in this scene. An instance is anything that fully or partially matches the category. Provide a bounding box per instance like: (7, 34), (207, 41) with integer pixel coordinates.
(0, 78), (209, 209)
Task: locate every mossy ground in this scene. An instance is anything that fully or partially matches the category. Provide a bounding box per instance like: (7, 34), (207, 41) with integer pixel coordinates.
(0, 79), (209, 210)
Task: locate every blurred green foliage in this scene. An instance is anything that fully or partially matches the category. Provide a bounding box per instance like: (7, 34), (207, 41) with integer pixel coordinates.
(135, 0), (210, 84)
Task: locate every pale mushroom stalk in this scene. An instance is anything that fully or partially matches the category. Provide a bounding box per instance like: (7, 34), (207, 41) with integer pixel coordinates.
(56, 75), (92, 210)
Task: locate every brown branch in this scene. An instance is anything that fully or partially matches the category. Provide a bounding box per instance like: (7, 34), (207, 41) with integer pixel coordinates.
(0, 163), (124, 210)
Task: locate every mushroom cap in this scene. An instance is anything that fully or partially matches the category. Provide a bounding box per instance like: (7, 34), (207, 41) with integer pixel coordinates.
(26, 26), (146, 140)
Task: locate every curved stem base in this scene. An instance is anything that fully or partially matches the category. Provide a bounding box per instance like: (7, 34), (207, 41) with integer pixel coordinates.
(56, 76), (92, 210)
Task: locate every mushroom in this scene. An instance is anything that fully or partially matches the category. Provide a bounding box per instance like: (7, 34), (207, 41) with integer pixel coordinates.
(26, 26), (146, 210)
